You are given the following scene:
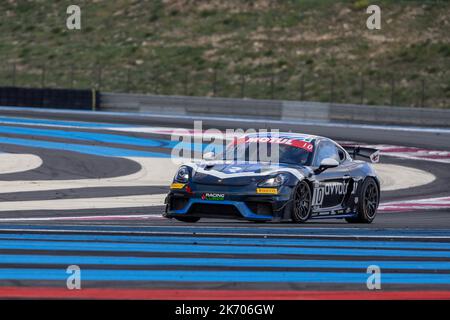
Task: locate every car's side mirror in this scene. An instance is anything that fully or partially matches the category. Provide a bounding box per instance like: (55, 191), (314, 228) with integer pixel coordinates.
(203, 151), (215, 160)
(315, 158), (339, 173)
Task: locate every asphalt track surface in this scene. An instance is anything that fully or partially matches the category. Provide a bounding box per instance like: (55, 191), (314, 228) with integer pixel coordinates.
(0, 107), (449, 299)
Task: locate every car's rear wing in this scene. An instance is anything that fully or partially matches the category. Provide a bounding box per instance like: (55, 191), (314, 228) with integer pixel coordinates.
(343, 146), (380, 163)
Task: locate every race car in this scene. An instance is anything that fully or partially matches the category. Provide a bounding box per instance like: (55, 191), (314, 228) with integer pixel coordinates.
(164, 132), (380, 223)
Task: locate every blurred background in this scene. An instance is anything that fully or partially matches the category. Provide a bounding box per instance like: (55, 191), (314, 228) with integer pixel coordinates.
(0, 0), (448, 108)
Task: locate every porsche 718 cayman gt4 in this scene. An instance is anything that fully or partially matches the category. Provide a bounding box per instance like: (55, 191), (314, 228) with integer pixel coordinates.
(164, 132), (380, 223)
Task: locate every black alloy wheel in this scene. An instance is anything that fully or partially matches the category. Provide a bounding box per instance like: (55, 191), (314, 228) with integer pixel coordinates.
(292, 181), (312, 223)
(346, 177), (379, 223)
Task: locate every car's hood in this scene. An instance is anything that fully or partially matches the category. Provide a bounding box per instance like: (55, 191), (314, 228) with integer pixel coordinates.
(190, 161), (305, 186)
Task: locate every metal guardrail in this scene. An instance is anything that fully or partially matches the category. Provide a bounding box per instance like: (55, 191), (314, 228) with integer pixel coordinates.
(100, 92), (450, 127)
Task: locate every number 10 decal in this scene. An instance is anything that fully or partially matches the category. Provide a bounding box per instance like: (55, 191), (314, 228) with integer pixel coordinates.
(312, 187), (324, 206)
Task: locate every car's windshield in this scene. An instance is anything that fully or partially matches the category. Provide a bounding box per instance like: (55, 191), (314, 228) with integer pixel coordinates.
(217, 138), (314, 165)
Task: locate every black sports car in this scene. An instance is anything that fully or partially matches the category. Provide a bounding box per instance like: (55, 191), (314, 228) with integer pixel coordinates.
(164, 132), (380, 223)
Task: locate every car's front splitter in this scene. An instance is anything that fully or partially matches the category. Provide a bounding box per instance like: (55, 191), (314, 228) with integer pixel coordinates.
(165, 198), (274, 221)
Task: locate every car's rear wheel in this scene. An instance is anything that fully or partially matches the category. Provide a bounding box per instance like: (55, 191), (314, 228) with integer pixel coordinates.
(291, 181), (312, 223)
(174, 216), (201, 223)
(345, 177), (379, 224)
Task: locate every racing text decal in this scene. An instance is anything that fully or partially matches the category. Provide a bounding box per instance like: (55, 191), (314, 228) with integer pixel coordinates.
(201, 193), (225, 201)
(237, 137), (314, 152)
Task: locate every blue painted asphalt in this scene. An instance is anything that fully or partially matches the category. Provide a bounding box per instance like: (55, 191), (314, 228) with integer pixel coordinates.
(0, 136), (170, 158)
(2, 239), (450, 258)
(0, 125), (174, 148)
(1, 254), (450, 270)
(2, 233), (450, 250)
(0, 125), (206, 152)
(0, 116), (126, 128)
(0, 268), (450, 284)
(0, 122), (208, 156)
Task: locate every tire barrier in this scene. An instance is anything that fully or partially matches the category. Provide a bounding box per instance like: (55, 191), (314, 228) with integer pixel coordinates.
(0, 87), (98, 110)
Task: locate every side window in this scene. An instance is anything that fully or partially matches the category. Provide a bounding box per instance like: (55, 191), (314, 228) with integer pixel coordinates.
(314, 141), (340, 166)
(337, 148), (346, 163)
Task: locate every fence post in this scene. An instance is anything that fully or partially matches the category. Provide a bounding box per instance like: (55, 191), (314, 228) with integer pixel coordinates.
(330, 74), (335, 103)
(300, 74), (305, 100)
(126, 68), (131, 93)
(270, 72), (275, 99)
(390, 76), (395, 106)
(360, 75), (365, 105)
(240, 73), (246, 98)
(212, 68), (218, 97)
(421, 79), (425, 108)
(152, 72), (159, 94)
(97, 67), (102, 90)
(184, 70), (188, 96)
(12, 63), (16, 86)
(41, 66), (46, 88)
(92, 88), (97, 111)
(70, 66), (75, 88)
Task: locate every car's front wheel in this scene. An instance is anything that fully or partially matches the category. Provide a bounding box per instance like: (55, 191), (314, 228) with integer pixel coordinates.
(291, 181), (312, 223)
(345, 177), (379, 224)
(174, 216), (201, 223)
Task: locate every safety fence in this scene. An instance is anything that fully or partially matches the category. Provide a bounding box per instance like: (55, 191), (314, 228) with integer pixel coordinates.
(0, 64), (448, 109)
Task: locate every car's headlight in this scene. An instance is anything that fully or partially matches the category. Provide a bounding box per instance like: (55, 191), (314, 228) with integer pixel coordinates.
(174, 166), (190, 183)
(258, 174), (287, 187)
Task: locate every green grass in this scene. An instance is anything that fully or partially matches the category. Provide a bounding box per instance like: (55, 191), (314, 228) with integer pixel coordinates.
(0, 0), (448, 108)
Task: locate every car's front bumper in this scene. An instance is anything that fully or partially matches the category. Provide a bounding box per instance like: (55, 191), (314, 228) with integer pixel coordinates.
(164, 185), (293, 221)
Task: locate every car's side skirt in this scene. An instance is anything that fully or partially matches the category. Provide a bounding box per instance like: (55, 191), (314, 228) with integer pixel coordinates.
(310, 212), (358, 220)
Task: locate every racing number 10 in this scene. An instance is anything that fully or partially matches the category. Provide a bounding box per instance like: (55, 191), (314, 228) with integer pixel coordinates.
(312, 187), (324, 206)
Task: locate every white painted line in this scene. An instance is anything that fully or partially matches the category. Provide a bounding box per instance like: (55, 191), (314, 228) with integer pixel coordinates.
(0, 227), (449, 239)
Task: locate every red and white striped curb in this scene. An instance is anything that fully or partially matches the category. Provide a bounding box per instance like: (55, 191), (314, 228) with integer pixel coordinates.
(379, 196), (450, 213)
(364, 145), (450, 164)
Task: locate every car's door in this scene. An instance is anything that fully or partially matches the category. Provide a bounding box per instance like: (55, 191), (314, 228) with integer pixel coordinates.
(311, 140), (351, 210)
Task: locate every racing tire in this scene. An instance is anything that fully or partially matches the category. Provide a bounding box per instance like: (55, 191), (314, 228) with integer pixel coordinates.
(345, 177), (379, 224)
(291, 181), (312, 223)
(174, 216), (201, 223)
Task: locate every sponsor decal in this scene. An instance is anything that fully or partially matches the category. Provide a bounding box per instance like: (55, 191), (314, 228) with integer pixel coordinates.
(201, 193), (225, 201)
(323, 181), (349, 196)
(236, 137), (314, 152)
(256, 188), (278, 195)
(170, 183), (185, 189)
(312, 181), (358, 206)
